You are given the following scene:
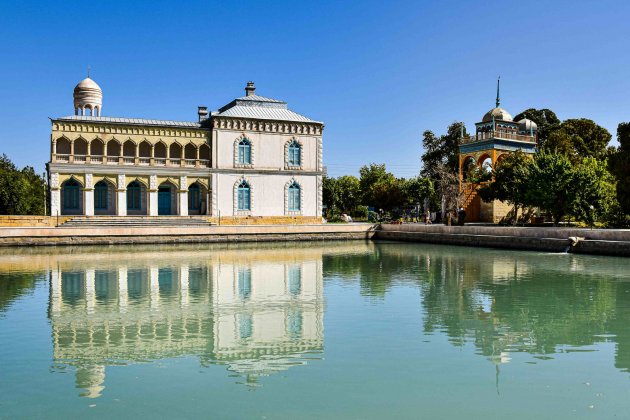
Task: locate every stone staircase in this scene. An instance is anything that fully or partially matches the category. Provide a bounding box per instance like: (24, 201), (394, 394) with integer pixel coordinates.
(60, 216), (213, 228)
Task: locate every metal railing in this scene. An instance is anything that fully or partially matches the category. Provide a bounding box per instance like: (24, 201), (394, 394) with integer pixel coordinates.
(462, 131), (536, 144)
(52, 154), (211, 168)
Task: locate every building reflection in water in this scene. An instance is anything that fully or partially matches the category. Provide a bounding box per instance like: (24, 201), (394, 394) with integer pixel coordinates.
(46, 245), (337, 398)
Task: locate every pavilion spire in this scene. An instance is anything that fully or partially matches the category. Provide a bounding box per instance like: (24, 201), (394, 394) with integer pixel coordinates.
(496, 76), (500, 107)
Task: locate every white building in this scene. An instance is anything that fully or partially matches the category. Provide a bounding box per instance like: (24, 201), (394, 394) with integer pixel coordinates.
(48, 78), (324, 223)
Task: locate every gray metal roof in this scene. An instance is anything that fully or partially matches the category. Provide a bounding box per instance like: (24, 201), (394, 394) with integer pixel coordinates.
(215, 105), (320, 123)
(216, 93), (321, 124)
(54, 115), (202, 128)
(233, 94), (285, 104)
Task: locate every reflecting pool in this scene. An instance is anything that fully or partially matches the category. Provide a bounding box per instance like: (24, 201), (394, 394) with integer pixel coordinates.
(1, 242), (630, 418)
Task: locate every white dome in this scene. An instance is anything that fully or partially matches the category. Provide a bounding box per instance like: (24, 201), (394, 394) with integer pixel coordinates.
(73, 77), (102, 116)
(482, 107), (513, 122)
(517, 118), (537, 133)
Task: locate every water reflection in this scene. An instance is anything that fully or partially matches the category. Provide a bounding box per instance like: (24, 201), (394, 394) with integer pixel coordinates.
(1, 241), (630, 404)
(326, 244), (630, 376)
(42, 244), (348, 397)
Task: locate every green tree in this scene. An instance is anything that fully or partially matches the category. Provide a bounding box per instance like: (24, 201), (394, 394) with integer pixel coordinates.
(544, 119), (612, 164)
(322, 176), (341, 216)
(402, 176), (434, 208)
(611, 122), (630, 214)
(571, 157), (616, 226)
(526, 152), (576, 225)
(0, 154), (46, 215)
(513, 108), (561, 149)
(336, 175), (361, 214)
(478, 150), (532, 224)
(420, 122), (465, 179)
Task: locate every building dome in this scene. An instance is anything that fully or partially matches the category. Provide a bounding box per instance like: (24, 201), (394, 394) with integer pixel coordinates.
(73, 77), (102, 117)
(482, 107), (513, 122)
(517, 118), (537, 133)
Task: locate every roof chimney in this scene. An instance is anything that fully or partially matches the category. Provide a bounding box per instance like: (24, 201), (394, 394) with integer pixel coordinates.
(197, 106), (208, 122)
(245, 81), (256, 97)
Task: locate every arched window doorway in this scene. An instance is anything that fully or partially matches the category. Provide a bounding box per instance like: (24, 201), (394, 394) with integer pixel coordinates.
(158, 181), (177, 215)
(61, 178), (83, 215)
(94, 180), (116, 215)
(238, 138), (251, 165)
(237, 180), (251, 211)
(288, 140), (301, 167)
(127, 181), (147, 215)
(288, 181), (301, 212)
(188, 183), (200, 212)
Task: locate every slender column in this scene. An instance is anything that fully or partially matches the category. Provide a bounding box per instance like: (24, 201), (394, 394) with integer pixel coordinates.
(179, 176), (188, 216)
(195, 147), (200, 168)
(69, 140), (75, 163)
(50, 173), (60, 216)
(116, 174), (127, 216)
(84, 173), (94, 216)
(135, 143), (140, 165)
(150, 266), (159, 309)
(149, 175), (158, 216)
(118, 266), (128, 311)
(180, 264), (189, 307)
(50, 269), (62, 313)
(85, 268), (96, 314)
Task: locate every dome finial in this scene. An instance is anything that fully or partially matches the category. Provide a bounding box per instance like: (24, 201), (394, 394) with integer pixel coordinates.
(496, 76), (501, 108)
(87, 65), (90, 78)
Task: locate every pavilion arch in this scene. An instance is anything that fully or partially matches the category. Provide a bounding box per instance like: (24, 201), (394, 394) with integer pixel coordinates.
(461, 156), (477, 182)
(106, 139), (121, 157)
(94, 178), (116, 215)
(169, 142), (182, 159)
(495, 153), (509, 167)
(478, 153), (493, 172)
(139, 140), (151, 158)
(56, 137), (71, 155)
(60, 177), (84, 215)
(90, 138), (105, 156)
(122, 140), (136, 157)
(74, 137), (88, 155)
(184, 143), (197, 160)
(154, 141), (167, 158)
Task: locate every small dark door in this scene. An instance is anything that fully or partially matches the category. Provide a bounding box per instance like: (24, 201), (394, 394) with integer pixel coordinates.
(158, 186), (171, 215)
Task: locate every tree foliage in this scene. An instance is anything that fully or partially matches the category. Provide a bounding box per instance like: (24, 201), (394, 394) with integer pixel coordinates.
(0, 154), (46, 215)
(420, 122), (464, 179)
(513, 108), (561, 149)
(544, 118), (612, 164)
(611, 122), (630, 214)
(478, 150), (531, 224)
(526, 152), (576, 225)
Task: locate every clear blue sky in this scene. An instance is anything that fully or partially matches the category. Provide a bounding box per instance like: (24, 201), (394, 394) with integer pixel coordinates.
(1, 0), (629, 177)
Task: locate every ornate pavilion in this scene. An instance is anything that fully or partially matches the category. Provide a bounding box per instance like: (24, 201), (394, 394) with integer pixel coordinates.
(459, 79), (538, 222)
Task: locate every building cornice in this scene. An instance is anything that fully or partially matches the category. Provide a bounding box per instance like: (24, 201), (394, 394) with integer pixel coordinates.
(212, 116), (323, 136)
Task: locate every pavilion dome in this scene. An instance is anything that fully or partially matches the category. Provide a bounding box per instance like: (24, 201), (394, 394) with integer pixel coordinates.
(73, 77), (102, 117)
(517, 118), (538, 133)
(482, 107), (513, 122)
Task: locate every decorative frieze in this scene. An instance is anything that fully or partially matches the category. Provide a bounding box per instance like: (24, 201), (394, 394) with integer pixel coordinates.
(215, 117), (322, 135)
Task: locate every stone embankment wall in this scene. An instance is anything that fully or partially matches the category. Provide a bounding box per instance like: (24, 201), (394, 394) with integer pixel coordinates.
(0, 215), (321, 227)
(374, 224), (630, 257)
(0, 223), (375, 247)
(0, 216), (73, 227)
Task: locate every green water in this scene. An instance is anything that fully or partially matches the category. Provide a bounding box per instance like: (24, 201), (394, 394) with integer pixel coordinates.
(1, 241), (630, 419)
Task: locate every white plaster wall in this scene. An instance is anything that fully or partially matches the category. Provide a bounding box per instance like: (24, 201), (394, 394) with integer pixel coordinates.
(214, 173), (318, 217)
(214, 129), (319, 171)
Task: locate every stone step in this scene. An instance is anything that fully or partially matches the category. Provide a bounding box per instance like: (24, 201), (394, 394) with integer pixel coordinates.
(60, 216), (213, 228)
